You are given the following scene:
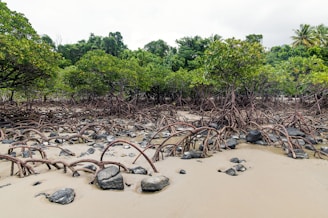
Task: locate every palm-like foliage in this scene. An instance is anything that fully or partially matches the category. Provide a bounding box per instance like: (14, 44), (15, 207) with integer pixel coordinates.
(314, 24), (328, 47)
(291, 24), (316, 47)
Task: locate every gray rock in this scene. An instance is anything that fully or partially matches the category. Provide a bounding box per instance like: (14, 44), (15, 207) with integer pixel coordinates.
(296, 139), (306, 146)
(86, 147), (95, 154)
(224, 168), (238, 176)
(128, 153), (136, 157)
(208, 122), (219, 129)
(161, 131), (171, 138)
(92, 133), (108, 140)
(320, 146), (328, 154)
(139, 140), (148, 148)
(268, 133), (279, 142)
(246, 130), (262, 143)
(287, 149), (309, 159)
(49, 132), (58, 137)
(84, 164), (97, 172)
(304, 144), (315, 151)
(127, 131), (137, 138)
(95, 166), (124, 190)
(59, 149), (73, 156)
(230, 157), (245, 163)
(286, 127), (305, 137)
(48, 188), (75, 205)
(254, 140), (268, 146)
(129, 166), (148, 175)
(179, 169), (186, 174)
(181, 150), (204, 159)
(106, 135), (116, 142)
(1, 139), (15, 144)
(225, 138), (238, 149)
(141, 175), (169, 192)
(22, 150), (33, 158)
(9, 151), (16, 157)
(234, 164), (247, 172)
(90, 143), (105, 149)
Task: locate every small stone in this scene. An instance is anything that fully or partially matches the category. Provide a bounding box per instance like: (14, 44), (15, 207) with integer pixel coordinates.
(106, 135), (116, 142)
(128, 132), (137, 138)
(230, 157), (244, 163)
(224, 168), (238, 176)
(179, 169), (186, 174)
(86, 147), (95, 154)
(84, 164), (97, 172)
(123, 145), (131, 149)
(49, 132), (58, 137)
(48, 188), (75, 205)
(225, 138), (238, 149)
(181, 150), (203, 159)
(32, 181), (42, 186)
(234, 164), (247, 172)
(129, 166), (148, 175)
(128, 153), (136, 157)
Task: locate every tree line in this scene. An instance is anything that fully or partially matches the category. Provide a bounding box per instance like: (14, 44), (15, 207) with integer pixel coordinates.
(0, 2), (327, 109)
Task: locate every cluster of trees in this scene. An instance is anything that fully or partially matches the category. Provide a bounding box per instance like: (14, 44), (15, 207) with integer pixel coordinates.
(0, 2), (327, 107)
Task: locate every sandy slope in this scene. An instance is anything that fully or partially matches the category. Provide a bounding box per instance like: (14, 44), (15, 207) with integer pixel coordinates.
(0, 141), (328, 218)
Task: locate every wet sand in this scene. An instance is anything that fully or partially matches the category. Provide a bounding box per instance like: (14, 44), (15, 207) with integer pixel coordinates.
(0, 142), (328, 218)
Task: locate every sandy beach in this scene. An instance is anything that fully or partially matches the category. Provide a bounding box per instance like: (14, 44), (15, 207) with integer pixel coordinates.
(1, 141), (328, 218)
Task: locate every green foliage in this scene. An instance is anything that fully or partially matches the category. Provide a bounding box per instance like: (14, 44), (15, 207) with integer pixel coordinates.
(205, 38), (265, 90)
(0, 2), (38, 40)
(144, 39), (170, 58)
(57, 32), (127, 64)
(245, 34), (263, 44)
(291, 24), (328, 48)
(0, 2), (59, 93)
(0, 34), (59, 89)
(292, 24), (317, 47)
(176, 36), (213, 70)
(2, 1), (328, 106)
(270, 56), (328, 95)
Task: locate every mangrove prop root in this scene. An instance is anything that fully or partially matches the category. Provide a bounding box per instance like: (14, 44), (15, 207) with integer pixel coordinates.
(101, 139), (158, 173)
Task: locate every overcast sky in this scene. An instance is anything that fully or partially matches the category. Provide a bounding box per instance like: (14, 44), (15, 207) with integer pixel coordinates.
(4, 0), (328, 50)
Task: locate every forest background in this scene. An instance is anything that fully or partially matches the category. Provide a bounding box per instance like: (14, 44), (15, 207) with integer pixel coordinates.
(0, 2), (327, 112)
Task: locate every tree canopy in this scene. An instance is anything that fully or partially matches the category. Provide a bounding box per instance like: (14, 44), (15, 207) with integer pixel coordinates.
(0, 2), (327, 109)
(0, 2), (59, 90)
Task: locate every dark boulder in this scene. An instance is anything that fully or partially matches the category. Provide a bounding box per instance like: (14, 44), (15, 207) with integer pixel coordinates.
(1, 139), (15, 144)
(141, 175), (169, 192)
(321, 146), (328, 154)
(225, 138), (238, 149)
(286, 127), (305, 137)
(254, 140), (268, 146)
(95, 166), (124, 190)
(287, 149), (309, 159)
(246, 130), (262, 143)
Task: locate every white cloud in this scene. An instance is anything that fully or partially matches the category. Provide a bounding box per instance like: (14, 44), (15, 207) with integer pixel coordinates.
(4, 0), (328, 50)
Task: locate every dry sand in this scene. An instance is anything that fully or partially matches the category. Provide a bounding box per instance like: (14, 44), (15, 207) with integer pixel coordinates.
(1, 141), (328, 218)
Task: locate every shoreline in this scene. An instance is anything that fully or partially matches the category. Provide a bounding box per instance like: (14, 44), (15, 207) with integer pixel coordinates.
(1, 145), (328, 218)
